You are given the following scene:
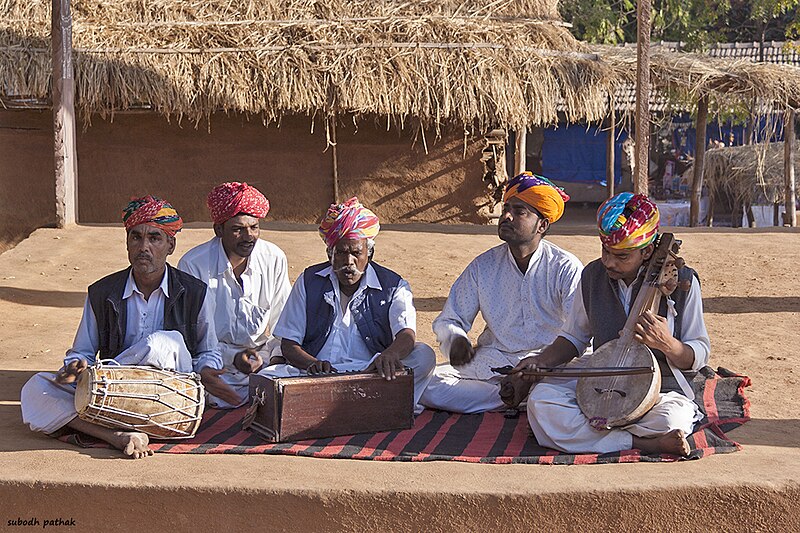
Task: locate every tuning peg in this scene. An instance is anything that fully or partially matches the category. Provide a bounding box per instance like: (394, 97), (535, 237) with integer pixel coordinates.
(678, 279), (692, 291)
(674, 257), (685, 269)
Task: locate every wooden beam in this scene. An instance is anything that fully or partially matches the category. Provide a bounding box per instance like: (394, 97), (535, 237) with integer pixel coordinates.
(690, 96), (708, 227)
(330, 114), (339, 204)
(606, 110), (616, 198)
(785, 108), (797, 226)
(634, 0), (651, 195)
(514, 129), (526, 176)
(52, 0), (78, 227)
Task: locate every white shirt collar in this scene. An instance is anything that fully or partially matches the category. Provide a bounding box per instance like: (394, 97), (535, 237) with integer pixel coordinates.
(213, 237), (251, 278)
(504, 241), (545, 274)
(123, 267), (170, 300)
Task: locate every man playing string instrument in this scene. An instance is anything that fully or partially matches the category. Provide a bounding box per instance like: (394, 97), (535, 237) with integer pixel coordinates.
(20, 196), (219, 458)
(420, 173), (583, 413)
(263, 197), (435, 414)
(179, 182), (291, 408)
(515, 193), (710, 456)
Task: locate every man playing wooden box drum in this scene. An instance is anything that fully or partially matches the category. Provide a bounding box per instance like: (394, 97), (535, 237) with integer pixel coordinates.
(261, 197), (435, 414)
(20, 196), (219, 458)
(179, 182), (291, 409)
(515, 193), (710, 456)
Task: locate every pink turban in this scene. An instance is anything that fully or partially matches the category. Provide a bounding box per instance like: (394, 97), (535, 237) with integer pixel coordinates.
(207, 182), (270, 224)
(122, 195), (183, 236)
(318, 197), (380, 249)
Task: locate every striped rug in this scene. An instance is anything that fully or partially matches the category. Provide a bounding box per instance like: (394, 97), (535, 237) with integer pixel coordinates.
(63, 366), (750, 463)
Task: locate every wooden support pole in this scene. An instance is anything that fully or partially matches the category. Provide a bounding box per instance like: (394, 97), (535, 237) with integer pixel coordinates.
(785, 108), (797, 226)
(606, 110), (616, 198)
(330, 114), (339, 204)
(514, 129), (526, 176)
(52, 0), (78, 227)
(690, 96), (708, 227)
(634, 0), (651, 195)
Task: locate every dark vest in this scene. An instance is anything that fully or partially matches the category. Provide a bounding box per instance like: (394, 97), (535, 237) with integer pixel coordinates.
(580, 259), (699, 391)
(87, 264), (208, 359)
(301, 262), (402, 357)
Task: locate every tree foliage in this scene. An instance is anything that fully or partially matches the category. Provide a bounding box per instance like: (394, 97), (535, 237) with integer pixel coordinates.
(559, 0), (800, 48)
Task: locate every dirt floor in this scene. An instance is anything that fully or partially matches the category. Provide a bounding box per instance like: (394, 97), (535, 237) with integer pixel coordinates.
(0, 214), (799, 531)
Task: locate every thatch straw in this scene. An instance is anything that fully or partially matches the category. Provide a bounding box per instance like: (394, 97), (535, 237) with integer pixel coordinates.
(702, 144), (793, 205)
(0, 0), (615, 129)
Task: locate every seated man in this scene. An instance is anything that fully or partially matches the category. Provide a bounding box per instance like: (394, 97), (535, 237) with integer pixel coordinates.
(517, 193), (710, 456)
(420, 173), (583, 413)
(179, 182), (291, 408)
(265, 197), (434, 413)
(20, 196), (218, 458)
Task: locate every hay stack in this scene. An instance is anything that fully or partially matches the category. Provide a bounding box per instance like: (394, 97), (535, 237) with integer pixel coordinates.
(0, 0), (616, 129)
(703, 144), (793, 205)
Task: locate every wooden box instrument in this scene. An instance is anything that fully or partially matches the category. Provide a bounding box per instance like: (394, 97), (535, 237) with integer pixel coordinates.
(245, 369), (414, 443)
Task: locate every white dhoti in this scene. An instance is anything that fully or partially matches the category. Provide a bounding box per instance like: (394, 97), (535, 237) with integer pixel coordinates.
(20, 331), (192, 434)
(258, 342), (435, 415)
(419, 347), (538, 414)
(526, 377), (703, 454)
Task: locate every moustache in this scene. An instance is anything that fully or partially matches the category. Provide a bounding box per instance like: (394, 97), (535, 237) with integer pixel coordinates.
(135, 254), (152, 261)
(333, 265), (364, 276)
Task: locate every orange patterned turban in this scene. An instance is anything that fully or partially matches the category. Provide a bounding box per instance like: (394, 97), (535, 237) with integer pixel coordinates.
(122, 195), (183, 236)
(502, 172), (570, 223)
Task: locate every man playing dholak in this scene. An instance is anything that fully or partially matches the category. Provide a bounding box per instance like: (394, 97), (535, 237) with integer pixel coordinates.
(20, 196), (219, 458)
(263, 197), (435, 413)
(420, 173), (583, 413)
(516, 193), (710, 456)
(179, 182), (291, 408)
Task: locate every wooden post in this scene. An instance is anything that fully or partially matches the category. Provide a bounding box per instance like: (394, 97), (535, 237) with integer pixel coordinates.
(634, 0), (651, 195)
(785, 108), (797, 226)
(52, 0), (78, 227)
(606, 110), (616, 198)
(514, 128), (526, 175)
(690, 96), (708, 227)
(330, 114), (339, 204)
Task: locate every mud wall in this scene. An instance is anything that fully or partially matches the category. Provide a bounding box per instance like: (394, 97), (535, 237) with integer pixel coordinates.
(0, 110), (56, 253)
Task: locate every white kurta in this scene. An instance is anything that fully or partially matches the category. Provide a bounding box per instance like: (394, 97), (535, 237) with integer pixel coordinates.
(420, 240), (583, 413)
(527, 274), (709, 453)
(269, 263), (434, 412)
(178, 237), (291, 408)
(21, 269), (216, 434)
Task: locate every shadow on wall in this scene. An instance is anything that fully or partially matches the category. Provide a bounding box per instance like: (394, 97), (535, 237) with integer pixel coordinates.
(703, 296), (800, 314)
(0, 286), (85, 308)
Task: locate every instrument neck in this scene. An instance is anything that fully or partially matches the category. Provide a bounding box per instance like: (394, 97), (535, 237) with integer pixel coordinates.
(620, 275), (663, 338)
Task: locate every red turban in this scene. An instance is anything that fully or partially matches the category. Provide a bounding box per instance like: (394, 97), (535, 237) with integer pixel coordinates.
(122, 195), (183, 236)
(206, 182), (270, 224)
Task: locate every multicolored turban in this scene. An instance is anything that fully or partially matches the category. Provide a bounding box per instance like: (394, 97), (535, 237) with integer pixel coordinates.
(318, 197), (380, 249)
(206, 182), (270, 225)
(122, 195), (183, 237)
(597, 192), (660, 250)
(502, 172), (570, 223)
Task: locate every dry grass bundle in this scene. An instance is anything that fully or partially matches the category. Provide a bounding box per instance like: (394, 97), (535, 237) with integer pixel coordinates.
(0, 0), (614, 129)
(703, 144), (792, 205)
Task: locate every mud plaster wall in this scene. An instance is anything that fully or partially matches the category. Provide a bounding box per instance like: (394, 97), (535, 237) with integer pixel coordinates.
(74, 113), (491, 226)
(0, 110), (56, 253)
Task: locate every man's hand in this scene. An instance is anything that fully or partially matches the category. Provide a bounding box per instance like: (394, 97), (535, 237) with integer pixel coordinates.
(634, 310), (681, 354)
(55, 359), (88, 384)
(510, 356), (545, 384)
(368, 351), (403, 381)
(306, 360), (336, 375)
(233, 349), (263, 375)
(449, 336), (476, 366)
(199, 367), (242, 406)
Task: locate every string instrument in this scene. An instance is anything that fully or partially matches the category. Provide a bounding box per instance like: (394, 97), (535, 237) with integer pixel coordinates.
(574, 232), (683, 430)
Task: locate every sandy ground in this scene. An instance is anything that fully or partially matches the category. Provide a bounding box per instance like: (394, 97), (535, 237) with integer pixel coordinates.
(1, 216), (799, 531)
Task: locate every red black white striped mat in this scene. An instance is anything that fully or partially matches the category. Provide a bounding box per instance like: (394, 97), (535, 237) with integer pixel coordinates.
(62, 366), (750, 464)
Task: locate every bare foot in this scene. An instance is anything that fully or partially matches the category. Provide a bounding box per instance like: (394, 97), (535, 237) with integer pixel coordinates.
(110, 431), (154, 459)
(633, 429), (690, 456)
(499, 373), (533, 408)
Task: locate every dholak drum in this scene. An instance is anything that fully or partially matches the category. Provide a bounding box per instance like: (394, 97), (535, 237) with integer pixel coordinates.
(74, 363), (205, 439)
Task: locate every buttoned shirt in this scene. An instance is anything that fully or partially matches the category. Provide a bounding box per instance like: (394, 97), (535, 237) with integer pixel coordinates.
(65, 269), (218, 369)
(178, 237), (291, 371)
(433, 240), (583, 359)
(273, 263), (416, 368)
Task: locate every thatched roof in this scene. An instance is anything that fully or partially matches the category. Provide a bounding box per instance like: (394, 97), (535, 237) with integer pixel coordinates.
(0, 0), (616, 129)
(703, 144), (793, 205)
(595, 44), (800, 114)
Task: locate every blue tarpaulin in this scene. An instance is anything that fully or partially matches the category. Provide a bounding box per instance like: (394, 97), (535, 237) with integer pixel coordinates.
(541, 125), (625, 186)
